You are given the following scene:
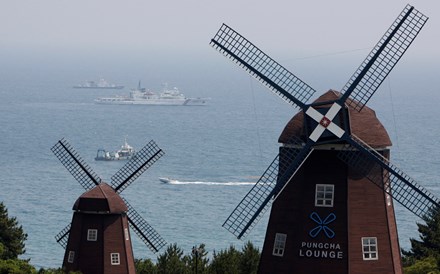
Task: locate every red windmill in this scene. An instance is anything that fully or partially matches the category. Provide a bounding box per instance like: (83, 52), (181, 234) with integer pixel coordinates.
(211, 5), (440, 274)
(52, 139), (166, 274)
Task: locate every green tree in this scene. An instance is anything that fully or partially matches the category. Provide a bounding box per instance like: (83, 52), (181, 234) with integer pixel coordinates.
(239, 241), (260, 274)
(156, 243), (190, 274)
(36, 268), (82, 274)
(0, 202), (27, 260)
(403, 256), (440, 274)
(402, 208), (440, 263)
(402, 208), (440, 273)
(209, 245), (241, 274)
(185, 244), (209, 274)
(134, 242), (261, 274)
(135, 258), (157, 274)
(0, 259), (37, 274)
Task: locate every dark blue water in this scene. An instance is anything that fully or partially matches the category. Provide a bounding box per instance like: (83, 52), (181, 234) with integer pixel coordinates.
(1, 54), (439, 268)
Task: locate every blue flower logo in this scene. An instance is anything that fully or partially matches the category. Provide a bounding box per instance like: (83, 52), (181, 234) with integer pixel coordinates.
(309, 212), (336, 239)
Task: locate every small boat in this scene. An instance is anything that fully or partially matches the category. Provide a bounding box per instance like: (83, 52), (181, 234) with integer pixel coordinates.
(159, 177), (176, 184)
(95, 82), (209, 106)
(74, 78), (124, 89)
(95, 139), (135, 161)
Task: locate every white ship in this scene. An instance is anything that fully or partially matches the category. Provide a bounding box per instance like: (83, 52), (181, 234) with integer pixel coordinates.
(73, 78), (124, 89)
(95, 138), (135, 161)
(94, 82), (209, 106)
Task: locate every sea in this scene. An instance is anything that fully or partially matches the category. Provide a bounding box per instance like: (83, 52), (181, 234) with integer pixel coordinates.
(0, 51), (439, 269)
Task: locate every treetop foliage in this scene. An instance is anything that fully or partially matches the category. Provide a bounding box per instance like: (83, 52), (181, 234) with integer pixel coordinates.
(136, 241), (260, 274)
(402, 208), (440, 260)
(0, 202), (27, 260)
(402, 208), (440, 273)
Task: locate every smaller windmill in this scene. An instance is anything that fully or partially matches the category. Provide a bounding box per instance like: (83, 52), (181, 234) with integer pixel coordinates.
(52, 138), (166, 274)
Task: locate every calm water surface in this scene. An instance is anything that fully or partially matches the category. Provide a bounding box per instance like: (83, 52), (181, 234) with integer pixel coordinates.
(0, 59), (439, 268)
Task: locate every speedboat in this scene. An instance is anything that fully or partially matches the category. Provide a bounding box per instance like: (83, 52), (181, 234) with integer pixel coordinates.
(159, 177), (176, 184)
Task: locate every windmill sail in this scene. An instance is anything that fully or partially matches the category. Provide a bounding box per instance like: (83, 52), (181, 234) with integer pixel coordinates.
(223, 137), (314, 239)
(124, 197), (167, 253)
(55, 223), (71, 248)
(212, 5), (440, 244)
(52, 138), (167, 254)
(210, 24), (316, 109)
(51, 138), (101, 190)
(112, 140), (164, 193)
(338, 135), (440, 218)
(339, 5), (428, 111)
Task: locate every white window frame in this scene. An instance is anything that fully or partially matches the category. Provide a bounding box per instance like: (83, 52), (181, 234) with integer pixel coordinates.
(362, 237), (378, 260)
(111, 253), (120, 265)
(315, 184), (335, 207)
(87, 229), (98, 241)
(67, 251), (75, 263)
(272, 233), (287, 257)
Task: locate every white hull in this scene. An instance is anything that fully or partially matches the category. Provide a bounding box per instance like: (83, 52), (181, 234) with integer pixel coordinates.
(95, 138), (135, 161)
(74, 86), (124, 89)
(95, 97), (208, 106)
(74, 78), (124, 89)
(159, 177), (176, 184)
(95, 84), (209, 106)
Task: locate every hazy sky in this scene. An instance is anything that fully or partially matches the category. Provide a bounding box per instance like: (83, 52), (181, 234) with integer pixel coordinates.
(1, 0), (439, 59)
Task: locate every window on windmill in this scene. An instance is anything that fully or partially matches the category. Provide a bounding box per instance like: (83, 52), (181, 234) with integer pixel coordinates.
(315, 184), (335, 207)
(361, 237), (378, 260)
(111, 253), (121, 265)
(87, 229), (98, 241)
(272, 233), (287, 257)
(67, 251), (75, 263)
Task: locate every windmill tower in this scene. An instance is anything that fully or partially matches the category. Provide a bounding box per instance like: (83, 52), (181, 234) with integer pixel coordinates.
(52, 139), (166, 274)
(211, 5), (440, 274)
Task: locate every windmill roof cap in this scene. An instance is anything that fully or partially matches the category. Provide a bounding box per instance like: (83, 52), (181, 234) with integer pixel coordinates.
(73, 183), (127, 213)
(279, 89), (392, 148)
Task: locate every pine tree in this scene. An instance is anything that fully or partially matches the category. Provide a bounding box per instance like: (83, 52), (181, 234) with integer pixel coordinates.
(156, 243), (190, 274)
(0, 202), (28, 260)
(209, 245), (241, 274)
(134, 258), (157, 274)
(402, 208), (440, 266)
(185, 244), (209, 274)
(239, 241), (260, 274)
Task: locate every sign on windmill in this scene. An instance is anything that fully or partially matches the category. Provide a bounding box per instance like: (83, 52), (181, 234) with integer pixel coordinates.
(211, 4), (440, 274)
(52, 138), (166, 274)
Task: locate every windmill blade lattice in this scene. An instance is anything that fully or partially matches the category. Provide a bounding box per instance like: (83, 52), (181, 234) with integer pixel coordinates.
(112, 140), (164, 193)
(223, 136), (314, 239)
(51, 138), (101, 190)
(55, 223), (71, 248)
(52, 138), (166, 253)
(212, 5), (439, 241)
(340, 5), (428, 111)
(338, 135), (440, 218)
(123, 197), (167, 253)
(210, 24), (316, 109)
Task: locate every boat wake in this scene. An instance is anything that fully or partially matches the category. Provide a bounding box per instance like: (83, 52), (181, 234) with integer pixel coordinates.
(160, 178), (254, 186)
